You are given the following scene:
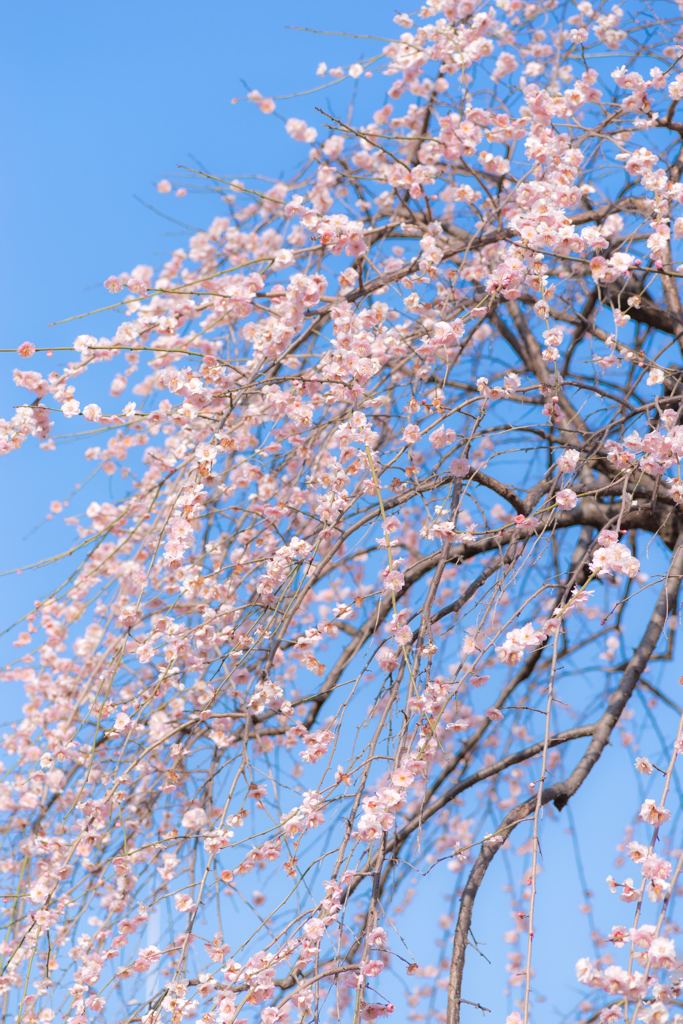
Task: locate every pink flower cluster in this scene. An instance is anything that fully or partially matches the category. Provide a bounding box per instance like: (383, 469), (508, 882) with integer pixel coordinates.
(589, 529), (640, 579)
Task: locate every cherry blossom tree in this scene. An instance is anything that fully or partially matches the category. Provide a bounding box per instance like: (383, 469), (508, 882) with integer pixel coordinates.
(3, 1), (683, 1022)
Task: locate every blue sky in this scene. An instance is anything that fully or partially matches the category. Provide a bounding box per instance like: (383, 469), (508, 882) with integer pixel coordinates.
(0, 0), (397, 636)
(0, 0), (397, 343)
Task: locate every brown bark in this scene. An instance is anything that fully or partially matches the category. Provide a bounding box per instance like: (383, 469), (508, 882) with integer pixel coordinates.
(445, 534), (683, 1024)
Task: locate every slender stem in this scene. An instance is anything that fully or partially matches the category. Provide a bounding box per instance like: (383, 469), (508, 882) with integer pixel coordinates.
(522, 629), (559, 1023)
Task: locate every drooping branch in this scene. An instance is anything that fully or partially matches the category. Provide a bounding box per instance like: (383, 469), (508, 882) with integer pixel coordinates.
(445, 534), (683, 1024)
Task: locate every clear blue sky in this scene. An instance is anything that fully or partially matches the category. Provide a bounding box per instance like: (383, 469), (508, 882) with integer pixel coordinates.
(0, 0), (397, 629)
(0, 0), (397, 343)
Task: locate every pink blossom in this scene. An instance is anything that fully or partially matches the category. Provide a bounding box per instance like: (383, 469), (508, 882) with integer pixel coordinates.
(639, 799), (671, 826)
(356, 813), (383, 842)
(641, 854), (672, 880)
(247, 90), (276, 114)
(649, 936), (677, 969)
(382, 569), (405, 592)
(607, 925), (629, 946)
(391, 767), (414, 787)
(303, 917), (325, 941)
(174, 893), (197, 913)
(639, 1002), (670, 1023)
(394, 625), (413, 645)
(557, 448), (579, 473)
(376, 647), (400, 672)
(83, 404), (102, 422)
(619, 878), (641, 902)
(626, 842), (648, 863)
(496, 622), (547, 665)
(61, 399), (80, 418)
(181, 807), (209, 831)
(402, 423), (421, 445)
(261, 1008), (288, 1024)
(429, 425), (455, 449)
(360, 1004), (394, 1020)
(556, 488), (578, 510)
(362, 959), (385, 977)
(590, 542), (640, 579)
(104, 275), (124, 293)
(286, 118), (318, 143)
(450, 457), (470, 476)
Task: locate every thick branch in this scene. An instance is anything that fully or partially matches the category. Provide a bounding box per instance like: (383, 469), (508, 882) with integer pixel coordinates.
(445, 533), (683, 1024)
